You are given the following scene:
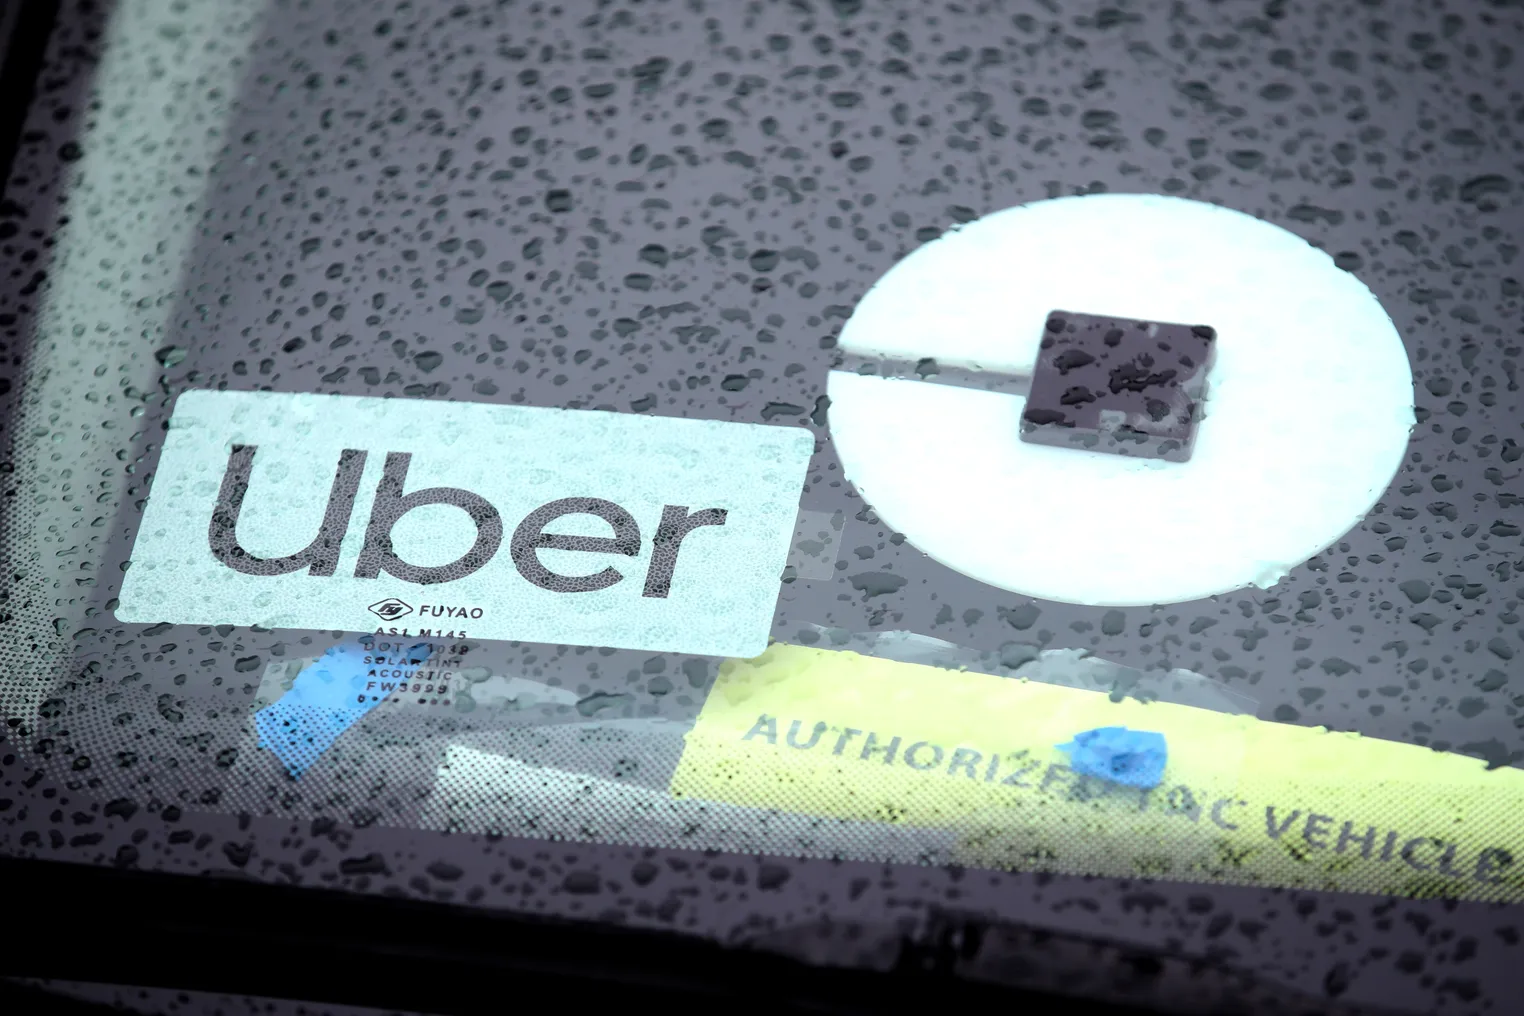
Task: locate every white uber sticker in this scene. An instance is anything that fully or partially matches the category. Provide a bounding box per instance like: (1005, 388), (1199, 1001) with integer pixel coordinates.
(828, 194), (1415, 606)
(117, 391), (814, 657)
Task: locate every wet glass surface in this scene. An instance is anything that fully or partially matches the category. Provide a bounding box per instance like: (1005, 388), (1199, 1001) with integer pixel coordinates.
(2, 1), (1522, 1013)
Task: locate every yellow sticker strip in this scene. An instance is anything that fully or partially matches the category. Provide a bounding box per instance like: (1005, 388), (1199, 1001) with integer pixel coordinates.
(670, 644), (1524, 902)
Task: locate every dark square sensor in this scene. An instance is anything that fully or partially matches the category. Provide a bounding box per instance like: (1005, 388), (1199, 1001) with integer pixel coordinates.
(1019, 310), (1216, 463)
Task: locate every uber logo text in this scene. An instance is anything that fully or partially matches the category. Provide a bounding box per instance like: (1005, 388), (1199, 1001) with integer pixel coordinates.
(210, 444), (727, 597)
(116, 391), (813, 656)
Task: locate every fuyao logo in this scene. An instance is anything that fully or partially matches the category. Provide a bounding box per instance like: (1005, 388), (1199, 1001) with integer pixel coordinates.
(368, 598), (413, 621)
(117, 391), (815, 657)
(826, 194), (1415, 606)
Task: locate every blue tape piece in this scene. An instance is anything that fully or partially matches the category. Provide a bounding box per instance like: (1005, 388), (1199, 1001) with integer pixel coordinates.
(1056, 726), (1168, 789)
(254, 641), (430, 778)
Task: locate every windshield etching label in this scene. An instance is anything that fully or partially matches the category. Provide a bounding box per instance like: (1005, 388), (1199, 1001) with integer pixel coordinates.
(118, 390), (814, 656)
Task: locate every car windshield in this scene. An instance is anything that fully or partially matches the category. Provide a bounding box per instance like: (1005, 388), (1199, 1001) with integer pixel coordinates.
(2, 1), (1521, 1013)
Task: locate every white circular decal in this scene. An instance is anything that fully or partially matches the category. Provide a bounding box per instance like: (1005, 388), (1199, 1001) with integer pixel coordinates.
(827, 194), (1415, 606)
